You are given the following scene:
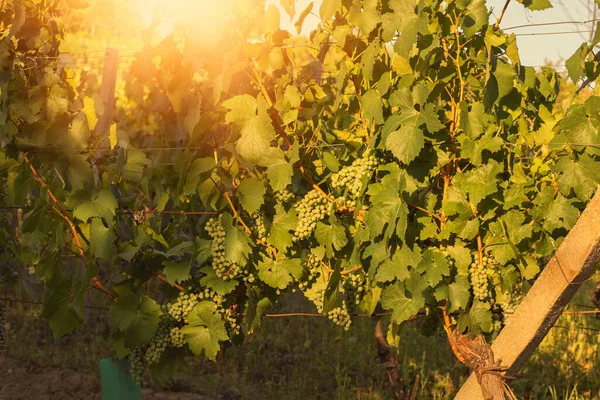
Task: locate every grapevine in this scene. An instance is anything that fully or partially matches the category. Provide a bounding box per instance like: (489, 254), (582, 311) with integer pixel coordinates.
(1, 0), (599, 387)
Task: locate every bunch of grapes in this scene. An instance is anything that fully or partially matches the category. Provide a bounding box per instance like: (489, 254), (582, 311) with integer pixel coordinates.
(469, 254), (497, 301)
(129, 346), (147, 385)
(251, 212), (267, 242)
(143, 316), (173, 364)
(327, 302), (352, 331)
(342, 273), (367, 307)
(294, 190), (330, 240)
(221, 307), (241, 336)
(205, 215), (243, 280)
(312, 286), (325, 314)
(243, 272), (256, 284)
(298, 256), (321, 290)
(197, 288), (225, 307)
(331, 154), (378, 202)
(274, 189), (295, 203)
(167, 292), (200, 323)
(0, 303), (6, 354)
(169, 327), (185, 348)
(129, 315), (174, 385)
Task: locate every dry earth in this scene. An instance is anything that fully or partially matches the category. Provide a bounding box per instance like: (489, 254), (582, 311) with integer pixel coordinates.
(0, 356), (206, 400)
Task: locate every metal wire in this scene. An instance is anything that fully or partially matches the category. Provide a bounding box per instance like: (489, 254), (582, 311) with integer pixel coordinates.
(503, 18), (600, 30)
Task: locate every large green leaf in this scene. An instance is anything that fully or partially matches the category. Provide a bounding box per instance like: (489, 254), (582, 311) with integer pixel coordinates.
(381, 282), (425, 324)
(385, 122), (424, 164)
(89, 218), (116, 261)
(237, 177), (265, 214)
(257, 257), (303, 289)
(68, 189), (118, 223)
(315, 221), (348, 257)
(182, 301), (229, 360)
(108, 293), (162, 348)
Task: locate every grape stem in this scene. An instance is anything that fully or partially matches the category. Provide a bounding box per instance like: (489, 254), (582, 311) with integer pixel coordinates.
(22, 153), (115, 302)
(407, 202), (443, 222)
(480, 235), (506, 252)
(324, 264), (363, 276)
(494, 0), (512, 30)
(222, 191), (278, 257)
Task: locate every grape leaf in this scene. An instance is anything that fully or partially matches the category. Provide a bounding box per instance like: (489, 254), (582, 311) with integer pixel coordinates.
(461, 0), (487, 38)
(237, 177), (265, 214)
(516, 0), (552, 11)
(469, 301), (493, 333)
(381, 282), (425, 324)
(163, 261), (190, 284)
(267, 206), (298, 252)
(224, 226), (253, 265)
(69, 189), (118, 223)
(90, 218), (116, 261)
(182, 301), (229, 360)
(199, 267), (239, 295)
(108, 293), (162, 348)
(320, 0), (341, 20)
(555, 154), (600, 201)
(361, 89), (384, 126)
(386, 123), (424, 164)
(184, 157), (215, 196)
(417, 248), (449, 287)
(375, 245), (420, 283)
(315, 221), (348, 257)
(452, 160), (502, 206)
(448, 276), (470, 312)
(257, 257), (303, 289)
(41, 281), (83, 338)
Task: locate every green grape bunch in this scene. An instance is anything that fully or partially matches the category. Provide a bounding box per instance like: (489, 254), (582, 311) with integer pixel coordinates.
(168, 292), (200, 323)
(206, 215), (243, 280)
(298, 256), (321, 290)
(274, 189), (295, 203)
(342, 273), (367, 308)
(294, 190), (331, 240)
(129, 315), (174, 384)
(327, 302), (352, 331)
(331, 154), (378, 205)
(169, 327), (185, 348)
(251, 212), (267, 242)
(469, 254), (498, 302)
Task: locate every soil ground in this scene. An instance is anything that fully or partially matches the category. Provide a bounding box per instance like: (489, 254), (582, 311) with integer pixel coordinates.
(0, 356), (206, 400)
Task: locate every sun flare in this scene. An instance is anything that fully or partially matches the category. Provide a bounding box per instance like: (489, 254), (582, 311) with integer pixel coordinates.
(134, 0), (234, 46)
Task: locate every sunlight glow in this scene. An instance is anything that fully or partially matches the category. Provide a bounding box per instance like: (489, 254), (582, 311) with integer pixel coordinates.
(134, 0), (234, 46)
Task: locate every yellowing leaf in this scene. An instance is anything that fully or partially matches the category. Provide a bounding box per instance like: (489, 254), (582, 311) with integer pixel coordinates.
(109, 123), (117, 149)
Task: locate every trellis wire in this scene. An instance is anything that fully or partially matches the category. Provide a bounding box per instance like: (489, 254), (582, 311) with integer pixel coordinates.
(0, 297), (598, 317)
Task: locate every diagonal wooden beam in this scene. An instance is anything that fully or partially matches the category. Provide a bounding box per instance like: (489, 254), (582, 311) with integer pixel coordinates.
(456, 189), (600, 399)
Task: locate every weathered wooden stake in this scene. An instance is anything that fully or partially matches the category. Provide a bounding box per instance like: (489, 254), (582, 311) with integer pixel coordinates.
(92, 48), (119, 187)
(95, 48), (119, 137)
(456, 190), (600, 399)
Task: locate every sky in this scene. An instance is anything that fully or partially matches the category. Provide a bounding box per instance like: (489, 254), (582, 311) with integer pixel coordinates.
(133, 0), (597, 69)
(267, 0), (597, 68)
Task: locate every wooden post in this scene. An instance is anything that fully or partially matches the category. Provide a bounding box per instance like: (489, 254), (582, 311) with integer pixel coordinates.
(92, 48), (119, 186)
(95, 48), (119, 137)
(455, 190), (600, 399)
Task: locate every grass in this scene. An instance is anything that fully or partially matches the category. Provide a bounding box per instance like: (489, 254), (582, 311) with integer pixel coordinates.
(2, 272), (599, 399)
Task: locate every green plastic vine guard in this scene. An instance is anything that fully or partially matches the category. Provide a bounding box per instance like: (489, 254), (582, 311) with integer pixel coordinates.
(99, 359), (141, 400)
